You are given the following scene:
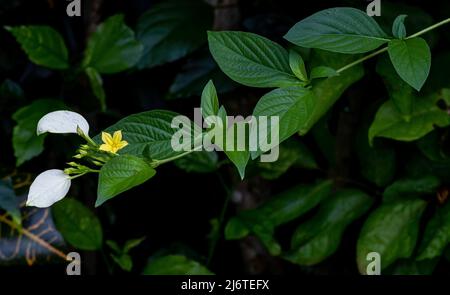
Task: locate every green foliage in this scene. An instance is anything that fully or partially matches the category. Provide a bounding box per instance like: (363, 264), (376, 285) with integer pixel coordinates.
(208, 31), (300, 88)
(52, 198), (103, 250)
(369, 90), (450, 144)
(225, 180), (332, 255)
(392, 15), (408, 39)
(142, 255), (213, 275)
(388, 38), (431, 91)
(285, 189), (373, 265)
(97, 155), (156, 206)
(5, 26), (69, 69)
(83, 15), (143, 74)
(12, 99), (66, 166)
(107, 237), (145, 271)
(357, 199), (426, 273)
(136, 0), (212, 69)
(284, 8), (389, 54)
(383, 176), (440, 203)
(174, 151), (218, 173)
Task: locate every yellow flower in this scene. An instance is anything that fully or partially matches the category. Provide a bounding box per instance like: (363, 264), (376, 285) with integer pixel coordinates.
(99, 130), (128, 154)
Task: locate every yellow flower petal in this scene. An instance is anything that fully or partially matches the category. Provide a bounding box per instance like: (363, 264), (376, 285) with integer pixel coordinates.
(116, 140), (129, 150)
(99, 144), (113, 153)
(113, 130), (123, 143)
(101, 132), (114, 145)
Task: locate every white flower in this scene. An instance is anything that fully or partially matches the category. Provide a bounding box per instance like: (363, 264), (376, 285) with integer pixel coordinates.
(26, 169), (71, 208)
(37, 111), (90, 136)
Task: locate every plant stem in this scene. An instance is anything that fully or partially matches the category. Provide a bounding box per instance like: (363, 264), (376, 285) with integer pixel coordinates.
(152, 145), (203, 167)
(336, 47), (388, 74)
(336, 18), (450, 74)
(407, 18), (450, 39)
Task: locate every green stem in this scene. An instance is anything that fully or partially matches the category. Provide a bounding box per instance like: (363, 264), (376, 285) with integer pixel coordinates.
(336, 18), (450, 74)
(407, 18), (450, 39)
(152, 145), (203, 167)
(336, 47), (388, 74)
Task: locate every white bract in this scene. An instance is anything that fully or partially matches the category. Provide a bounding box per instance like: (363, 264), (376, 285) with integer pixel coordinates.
(37, 110), (90, 136)
(27, 169), (71, 208)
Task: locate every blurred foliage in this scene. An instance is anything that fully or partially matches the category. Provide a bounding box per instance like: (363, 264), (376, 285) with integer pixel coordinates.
(0, 0), (450, 276)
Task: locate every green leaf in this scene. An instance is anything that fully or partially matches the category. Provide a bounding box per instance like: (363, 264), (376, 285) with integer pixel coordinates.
(284, 7), (389, 54)
(174, 150), (218, 173)
(201, 80), (219, 119)
(383, 176), (440, 203)
(417, 202), (450, 260)
(222, 119), (250, 179)
(111, 254), (133, 272)
(356, 199), (426, 273)
(12, 99), (66, 166)
(136, 0), (212, 69)
(310, 66), (338, 79)
(285, 189), (373, 266)
(123, 237), (146, 253)
(85, 67), (106, 111)
(142, 255), (213, 275)
(251, 86), (314, 158)
(368, 93), (450, 144)
(208, 31), (300, 88)
(5, 25), (69, 69)
(0, 179), (21, 225)
(97, 155), (156, 206)
(257, 139), (317, 180)
(392, 15), (407, 39)
(168, 53), (236, 99)
(82, 15), (143, 74)
(225, 180), (332, 255)
(298, 50), (365, 135)
(52, 198), (103, 250)
(388, 37), (431, 91)
(96, 110), (194, 161)
(376, 56), (415, 118)
(288, 49), (308, 82)
(0, 79), (24, 100)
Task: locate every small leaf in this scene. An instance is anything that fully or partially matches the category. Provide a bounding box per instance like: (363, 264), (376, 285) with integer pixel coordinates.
(97, 155), (156, 206)
(82, 15), (143, 74)
(12, 100), (66, 166)
(142, 255), (213, 275)
(284, 7), (389, 54)
(111, 253), (133, 272)
(388, 37), (431, 91)
(136, 0), (213, 69)
(357, 199), (426, 273)
(368, 93), (450, 144)
(310, 66), (338, 79)
(5, 25), (69, 69)
(392, 15), (407, 39)
(208, 31), (300, 88)
(288, 50), (308, 82)
(52, 198), (103, 250)
(85, 67), (106, 111)
(200, 80), (219, 119)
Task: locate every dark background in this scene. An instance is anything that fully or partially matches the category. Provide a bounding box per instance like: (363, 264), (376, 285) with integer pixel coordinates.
(1, 0), (449, 275)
